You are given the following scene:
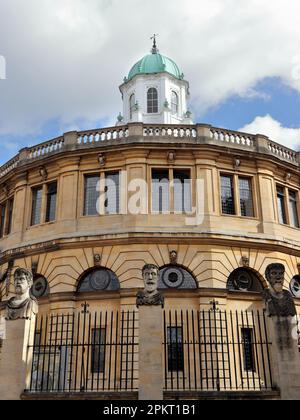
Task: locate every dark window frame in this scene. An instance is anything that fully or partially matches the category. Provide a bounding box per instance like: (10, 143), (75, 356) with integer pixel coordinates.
(151, 168), (192, 215)
(45, 182), (57, 223)
(84, 174), (100, 217)
(0, 202), (6, 238)
(91, 327), (106, 374)
(242, 328), (256, 372)
(173, 169), (192, 214)
(277, 186), (287, 225)
(288, 189), (299, 228)
(6, 198), (14, 234)
(105, 171), (121, 215)
(147, 88), (158, 114)
(239, 177), (254, 218)
(0, 197), (14, 237)
(152, 169), (170, 214)
(221, 174), (236, 215)
(167, 326), (184, 373)
(31, 186), (43, 226)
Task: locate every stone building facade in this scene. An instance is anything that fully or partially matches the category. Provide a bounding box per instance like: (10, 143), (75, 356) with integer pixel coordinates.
(0, 44), (300, 400)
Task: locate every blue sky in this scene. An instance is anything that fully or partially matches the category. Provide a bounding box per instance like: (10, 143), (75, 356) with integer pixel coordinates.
(201, 78), (300, 131)
(1, 0), (300, 166)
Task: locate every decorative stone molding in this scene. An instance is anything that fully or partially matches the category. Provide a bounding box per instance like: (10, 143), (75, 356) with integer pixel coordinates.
(94, 253), (101, 265)
(117, 113), (124, 123)
(0, 241), (59, 264)
(167, 150), (176, 164)
(241, 256), (250, 267)
(209, 299), (220, 312)
(234, 157), (241, 170)
(98, 153), (106, 167)
(163, 99), (170, 110)
(285, 172), (292, 182)
(39, 166), (48, 181)
(169, 250), (178, 264)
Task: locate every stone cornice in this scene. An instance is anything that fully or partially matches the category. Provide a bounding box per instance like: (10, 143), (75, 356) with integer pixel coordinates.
(1, 231), (300, 265)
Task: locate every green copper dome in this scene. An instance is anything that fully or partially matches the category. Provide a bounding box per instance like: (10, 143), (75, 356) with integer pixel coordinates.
(127, 51), (184, 82)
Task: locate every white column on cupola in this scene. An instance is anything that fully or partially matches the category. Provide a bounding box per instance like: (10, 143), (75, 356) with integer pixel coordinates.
(117, 37), (193, 126)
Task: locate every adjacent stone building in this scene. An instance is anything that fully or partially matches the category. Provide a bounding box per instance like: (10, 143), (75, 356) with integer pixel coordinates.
(0, 41), (300, 400)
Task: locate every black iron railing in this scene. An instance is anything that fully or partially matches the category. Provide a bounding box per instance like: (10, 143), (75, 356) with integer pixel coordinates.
(163, 309), (273, 392)
(26, 306), (274, 394)
(26, 306), (138, 393)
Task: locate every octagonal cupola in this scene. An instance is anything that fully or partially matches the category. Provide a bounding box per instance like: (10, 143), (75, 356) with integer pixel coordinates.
(118, 37), (193, 125)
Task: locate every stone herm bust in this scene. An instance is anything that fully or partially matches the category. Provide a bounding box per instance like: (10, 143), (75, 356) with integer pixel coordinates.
(5, 268), (38, 321)
(136, 264), (164, 308)
(263, 263), (296, 317)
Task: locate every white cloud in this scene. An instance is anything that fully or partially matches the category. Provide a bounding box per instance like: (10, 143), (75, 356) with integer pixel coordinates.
(240, 115), (300, 150)
(0, 0), (300, 139)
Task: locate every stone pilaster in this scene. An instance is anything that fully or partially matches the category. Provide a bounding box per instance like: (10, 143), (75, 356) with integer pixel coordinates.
(138, 305), (163, 400)
(0, 316), (36, 400)
(266, 315), (300, 400)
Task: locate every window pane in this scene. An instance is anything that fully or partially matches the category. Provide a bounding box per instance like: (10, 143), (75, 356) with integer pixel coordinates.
(147, 88), (158, 113)
(171, 91), (178, 115)
(167, 327), (184, 372)
(239, 178), (254, 217)
(242, 328), (255, 372)
(221, 175), (235, 215)
(31, 187), (43, 226)
(84, 175), (100, 216)
(173, 170), (191, 213)
(105, 172), (120, 214)
(91, 328), (106, 373)
(277, 187), (287, 224)
(0, 204), (6, 238)
(45, 182), (57, 223)
(289, 191), (299, 228)
(6, 198), (14, 234)
(152, 170), (169, 213)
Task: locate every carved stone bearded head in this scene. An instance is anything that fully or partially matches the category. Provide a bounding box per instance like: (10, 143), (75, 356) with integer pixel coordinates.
(265, 263), (285, 294)
(142, 264), (159, 296)
(14, 268), (33, 297)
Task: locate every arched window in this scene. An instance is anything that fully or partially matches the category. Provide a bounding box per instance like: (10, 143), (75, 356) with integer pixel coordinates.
(31, 275), (49, 298)
(129, 93), (135, 120)
(171, 91), (179, 115)
(147, 88), (158, 114)
(77, 268), (120, 292)
(290, 275), (300, 298)
(227, 268), (264, 292)
(158, 265), (197, 290)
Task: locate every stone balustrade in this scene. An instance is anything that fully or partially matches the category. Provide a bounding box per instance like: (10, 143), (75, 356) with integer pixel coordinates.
(0, 123), (299, 180)
(0, 155), (19, 178)
(210, 127), (256, 148)
(28, 137), (65, 159)
(77, 126), (129, 144)
(268, 140), (298, 164)
(143, 125), (197, 138)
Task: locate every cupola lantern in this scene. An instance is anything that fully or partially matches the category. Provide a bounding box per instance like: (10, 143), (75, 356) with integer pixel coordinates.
(118, 39), (193, 125)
